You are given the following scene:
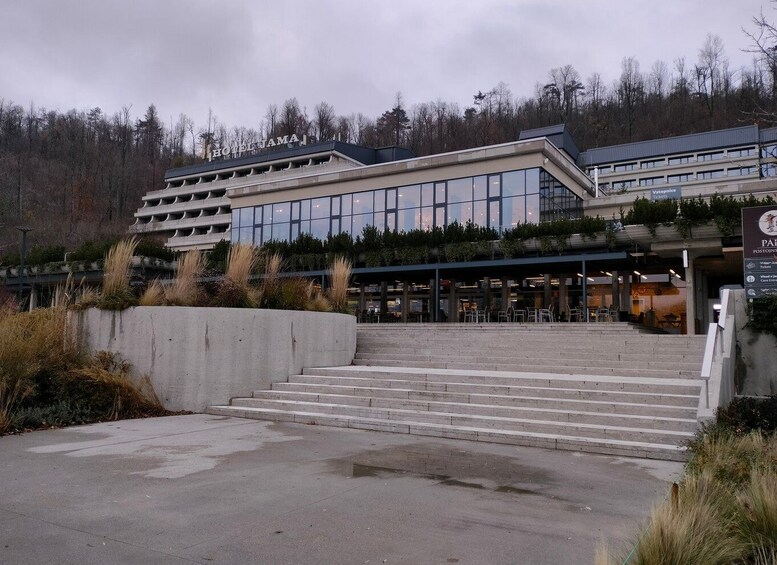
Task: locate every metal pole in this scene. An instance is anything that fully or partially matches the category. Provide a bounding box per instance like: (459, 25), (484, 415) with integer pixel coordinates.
(582, 260), (588, 322)
(16, 226), (32, 307)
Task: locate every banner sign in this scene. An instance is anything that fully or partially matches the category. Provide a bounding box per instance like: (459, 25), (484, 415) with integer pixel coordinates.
(742, 205), (777, 298)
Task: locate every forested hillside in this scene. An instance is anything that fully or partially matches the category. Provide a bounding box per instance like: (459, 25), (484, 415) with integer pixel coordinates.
(1, 30), (776, 257)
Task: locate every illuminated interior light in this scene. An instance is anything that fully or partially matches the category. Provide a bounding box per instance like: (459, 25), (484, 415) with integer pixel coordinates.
(633, 270), (641, 276)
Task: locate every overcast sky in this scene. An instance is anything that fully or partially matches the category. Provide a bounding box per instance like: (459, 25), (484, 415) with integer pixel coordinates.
(0, 1), (772, 132)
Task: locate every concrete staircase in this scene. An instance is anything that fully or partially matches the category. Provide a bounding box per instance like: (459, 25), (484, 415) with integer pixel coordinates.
(208, 323), (706, 461)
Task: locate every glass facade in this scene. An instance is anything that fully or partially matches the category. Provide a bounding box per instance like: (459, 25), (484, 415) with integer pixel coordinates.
(231, 167), (582, 245)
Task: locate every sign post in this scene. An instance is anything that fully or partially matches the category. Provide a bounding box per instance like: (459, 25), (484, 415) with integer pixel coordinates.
(742, 205), (777, 298)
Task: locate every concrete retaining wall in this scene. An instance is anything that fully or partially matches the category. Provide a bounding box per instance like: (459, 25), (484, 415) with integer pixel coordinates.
(733, 290), (777, 396)
(68, 307), (356, 411)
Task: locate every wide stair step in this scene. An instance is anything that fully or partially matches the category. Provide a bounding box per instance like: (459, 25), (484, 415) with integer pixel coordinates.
(207, 325), (705, 461)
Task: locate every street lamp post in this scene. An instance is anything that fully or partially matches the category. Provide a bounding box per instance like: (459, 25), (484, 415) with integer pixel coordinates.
(16, 226), (33, 308)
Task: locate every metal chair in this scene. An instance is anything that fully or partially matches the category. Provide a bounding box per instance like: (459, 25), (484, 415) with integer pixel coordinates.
(566, 304), (582, 322)
(513, 308), (526, 323)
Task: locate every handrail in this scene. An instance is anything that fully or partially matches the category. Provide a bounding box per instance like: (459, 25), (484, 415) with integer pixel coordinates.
(700, 323), (718, 409)
(698, 287), (738, 416)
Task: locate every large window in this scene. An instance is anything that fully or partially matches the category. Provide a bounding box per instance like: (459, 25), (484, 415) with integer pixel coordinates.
(232, 167), (582, 245)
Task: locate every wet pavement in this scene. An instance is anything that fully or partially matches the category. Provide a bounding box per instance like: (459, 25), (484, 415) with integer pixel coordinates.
(0, 414), (683, 564)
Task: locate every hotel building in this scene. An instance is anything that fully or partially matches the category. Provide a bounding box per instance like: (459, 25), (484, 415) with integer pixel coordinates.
(129, 125), (777, 333)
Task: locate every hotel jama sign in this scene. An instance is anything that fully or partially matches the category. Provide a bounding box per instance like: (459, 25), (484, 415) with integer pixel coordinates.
(207, 134), (310, 162)
(742, 205), (777, 298)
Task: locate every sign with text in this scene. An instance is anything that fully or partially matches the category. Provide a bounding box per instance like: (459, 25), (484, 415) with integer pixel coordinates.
(742, 205), (777, 298)
(651, 186), (681, 201)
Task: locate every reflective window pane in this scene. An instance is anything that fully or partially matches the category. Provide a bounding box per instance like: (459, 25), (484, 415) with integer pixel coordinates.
(421, 183), (434, 207)
(352, 192), (373, 214)
(273, 202), (291, 223)
(300, 199), (311, 220)
(526, 193), (540, 223)
(340, 216), (351, 235)
(331, 196), (340, 216)
(299, 220), (310, 235)
(239, 207), (253, 227)
(502, 196), (525, 228)
(474, 176), (487, 201)
(435, 182), (446, 204)
(447, 201), (473, 225)
(231, 209), (240, 227)
(310, 218), (329, 240)
(488, 175), (501, 198)
(254, 206), (263, 225)
(502, 171), (526, 197)
(263, 204), (273, 223)
(397, 185), (420, 209)
(374, 212), (386, 231)
(271, 223), (290, 242)
(489, 201), (500, 231)
(311, 197), (330, 219)
(447, 177), (472, 203)
(231, 228), (238, 243)
(386, 188), (396, 209)
(239, 226), (252, 243)
(352, 214), (371, 237)
(331, 218), (340, 235)
(398, 208), (419, 232)
(290, 223), (300, 241)
(341, 194), (352, 216)
(421, 206), (433, 231)
(435, 207), (445, 228)
(254, 227), (262, 244)
(386, 212), (395, 232)
(526, 168), (540, 194)
(473, 200), (487, 227)
(374, 190), (386, 212)
(291, 201), (300, 221)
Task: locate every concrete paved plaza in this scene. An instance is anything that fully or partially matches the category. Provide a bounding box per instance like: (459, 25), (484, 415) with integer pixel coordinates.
(0, 414), (682, 564)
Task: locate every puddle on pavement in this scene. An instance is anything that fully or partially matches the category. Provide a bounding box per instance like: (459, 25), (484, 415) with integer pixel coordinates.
(330, 443), (562, 500)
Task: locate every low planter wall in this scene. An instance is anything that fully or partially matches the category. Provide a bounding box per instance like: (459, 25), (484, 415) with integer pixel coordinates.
(68, 307), (357, 412)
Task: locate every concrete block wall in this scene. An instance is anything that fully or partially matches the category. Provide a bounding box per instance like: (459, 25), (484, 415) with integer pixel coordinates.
(67, 307), (356, 412)
(733, 290), (777, 396)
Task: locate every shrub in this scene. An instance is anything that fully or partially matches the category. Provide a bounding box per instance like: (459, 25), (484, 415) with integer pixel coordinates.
(749, 297), (777, 338)
(714, 395), (777, 436)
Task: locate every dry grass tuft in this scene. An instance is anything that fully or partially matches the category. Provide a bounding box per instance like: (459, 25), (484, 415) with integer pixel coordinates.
(736, 469), (777, 554)
(102, 237), (138, 297)
(74, 287), (100, 310)
(139, 279), (165, 306)
(0, 308), (167, 434)
(631, 472), (743, 565)
(52, 273), (75, 308)
(0, 308), (75, 433)
(165, 249), (205, 306)
(327, 257), (352, 313)
(212, 244), (259, 308)
(58, 351), (164, 420)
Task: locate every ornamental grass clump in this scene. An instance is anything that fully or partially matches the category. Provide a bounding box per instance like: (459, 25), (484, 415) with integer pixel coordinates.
(327, 256), (352, 313)
(164, 249), (205, 306)
(0, 307), (76, 433)
(600, 428), (777, 564)
(212, 243), (259, 308)
(139, 279), (165, 306)
(0, 306), (167, 435)
(259, 251), (284, 309)
(98, 237), (139, 310)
